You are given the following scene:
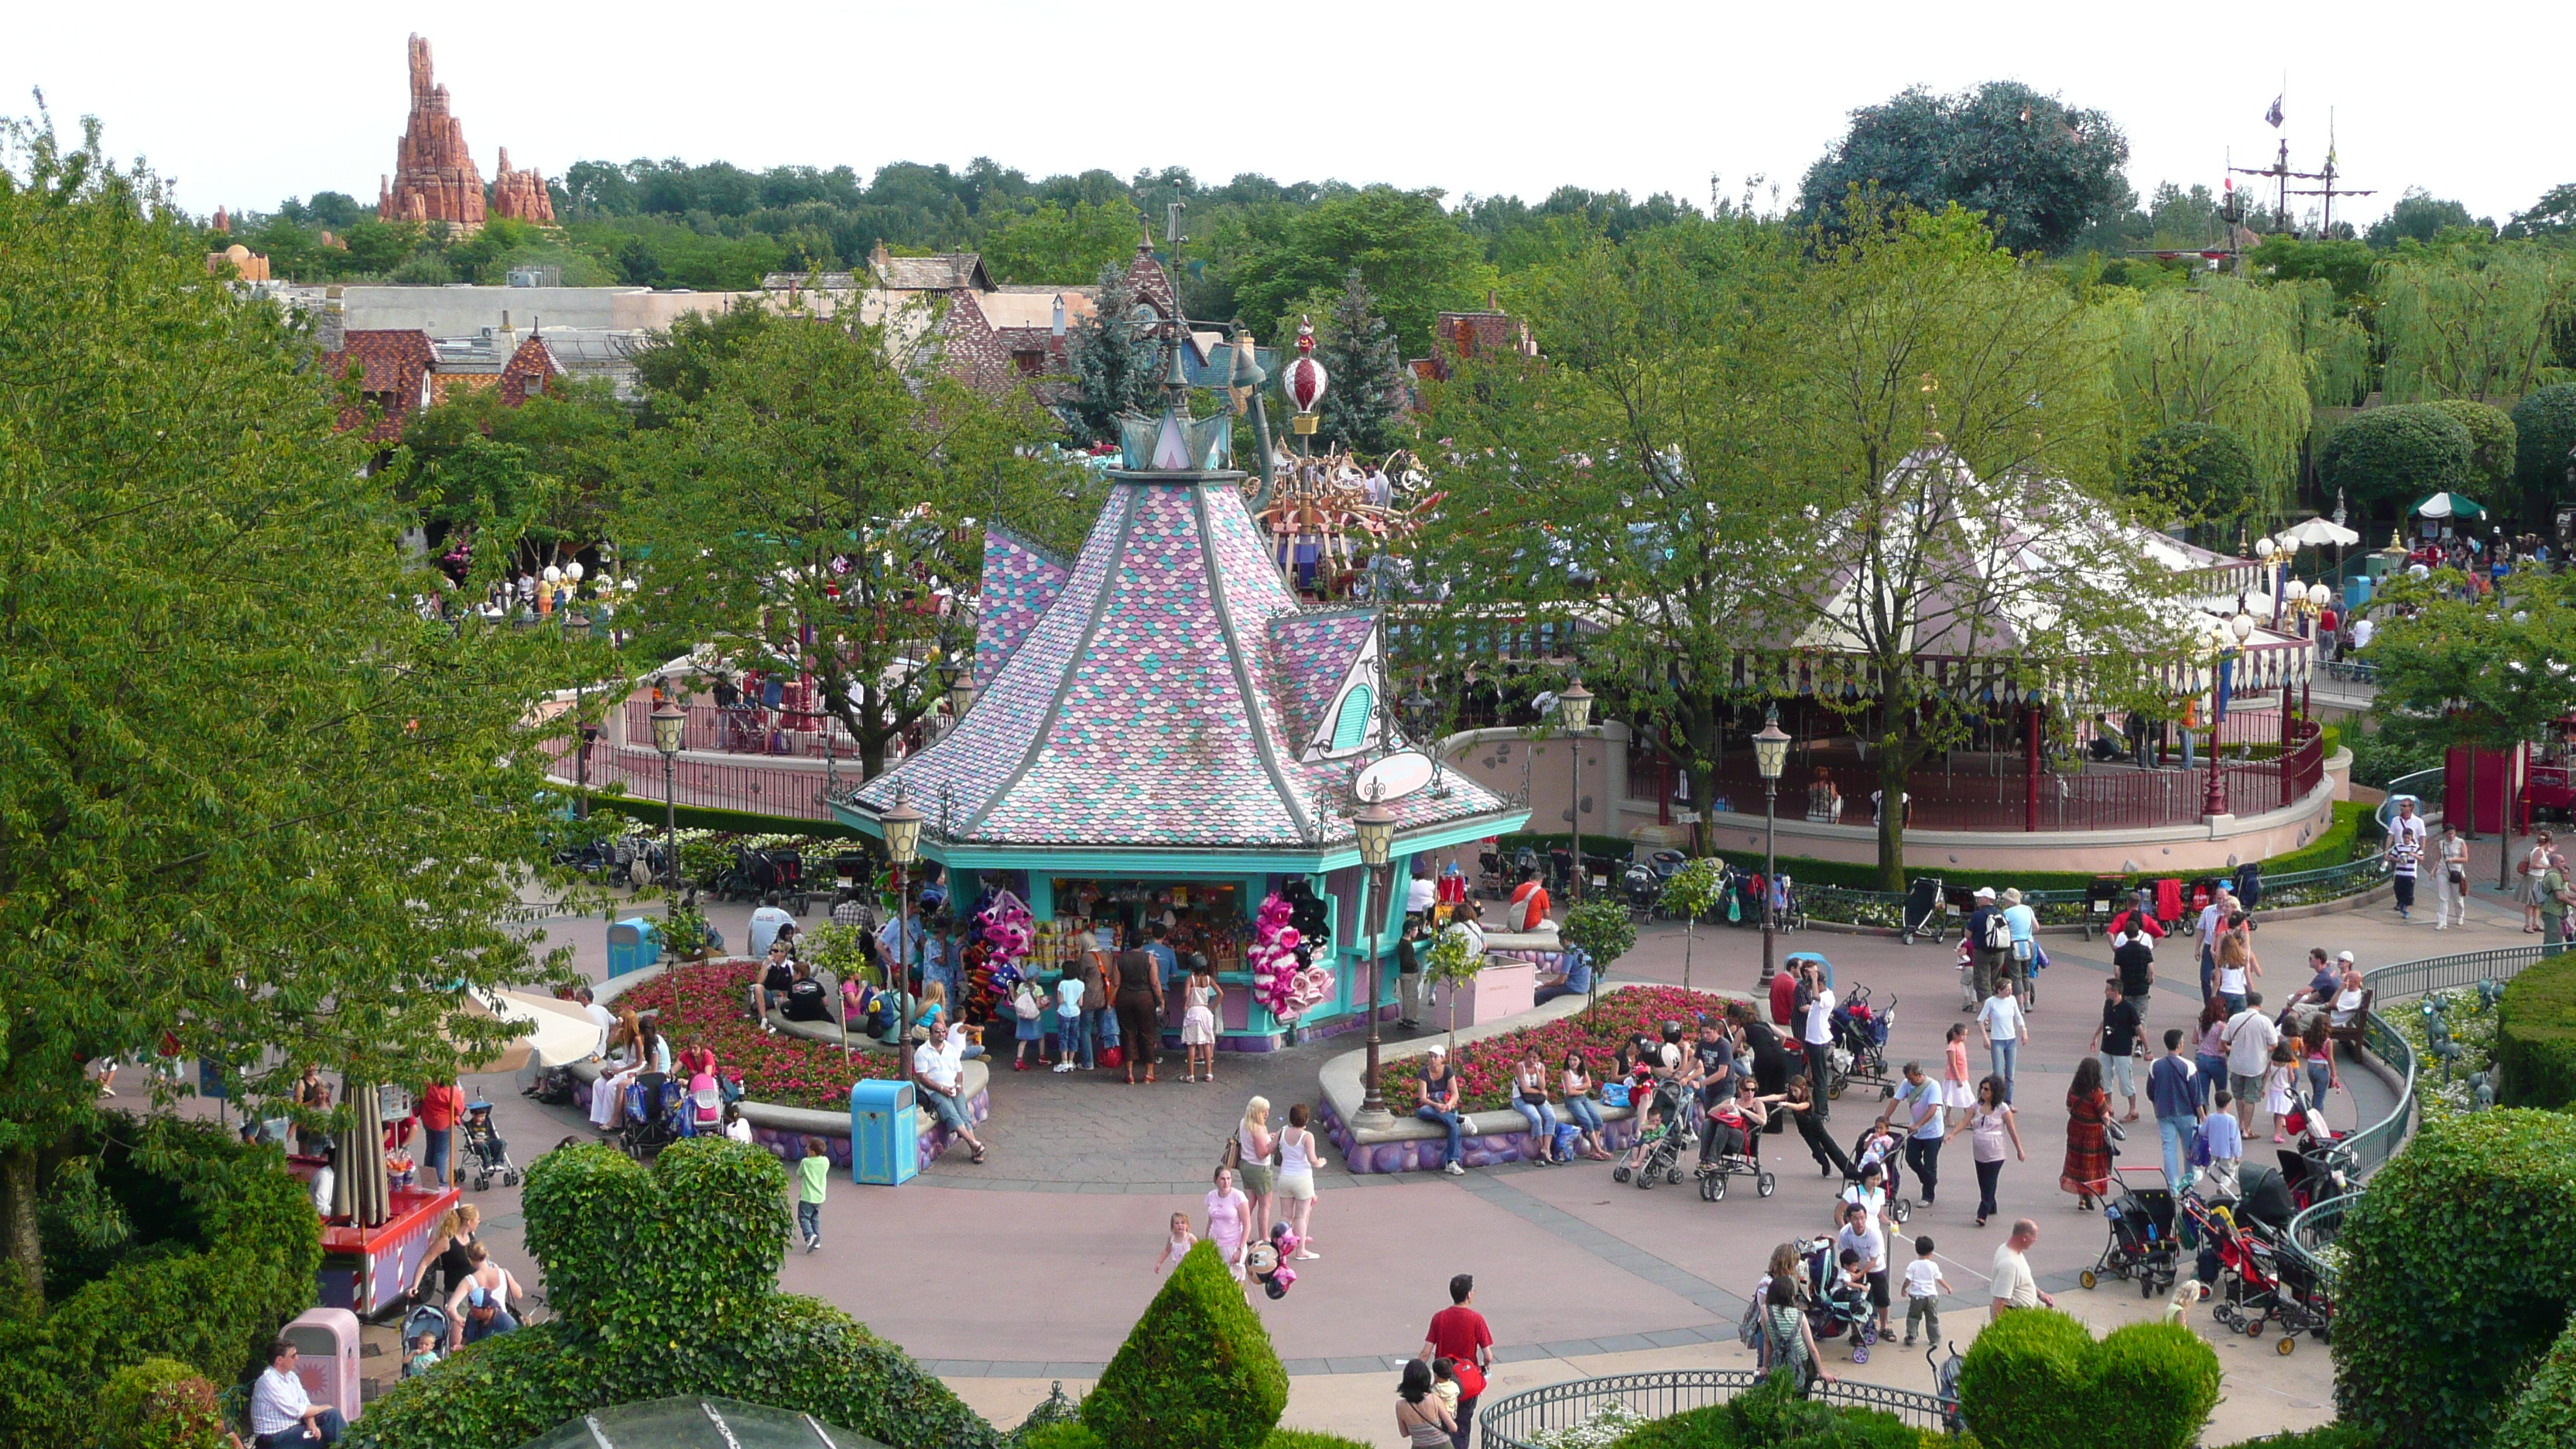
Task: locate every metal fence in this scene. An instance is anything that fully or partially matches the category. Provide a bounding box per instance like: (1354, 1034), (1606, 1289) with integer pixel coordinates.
(2270, 941), (2554, 1287)
(1796, 848), (2384, 932)
(545, 737), (840, 822)
(1477, 1368), (1951, 1449)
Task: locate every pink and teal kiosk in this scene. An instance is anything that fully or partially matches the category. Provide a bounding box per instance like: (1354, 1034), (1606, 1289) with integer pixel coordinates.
(834, 358), (1525, 1050)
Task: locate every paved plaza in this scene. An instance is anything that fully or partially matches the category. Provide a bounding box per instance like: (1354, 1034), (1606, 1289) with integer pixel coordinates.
(416, 850), (2523, 1441)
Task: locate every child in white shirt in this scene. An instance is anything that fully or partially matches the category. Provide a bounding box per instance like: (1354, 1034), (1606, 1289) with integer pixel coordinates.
(1153, 1211), (1197, 1273)
(1902, 1235), (1951, 1348)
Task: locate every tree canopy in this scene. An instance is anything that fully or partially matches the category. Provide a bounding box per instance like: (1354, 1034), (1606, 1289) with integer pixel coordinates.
(0, 115), (577, 1303)
(1797, 81), (2133, 255)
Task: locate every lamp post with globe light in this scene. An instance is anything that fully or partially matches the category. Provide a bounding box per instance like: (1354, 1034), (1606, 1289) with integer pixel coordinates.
(879, 787), (926, 1085)
(1354, 792), (1399, 1124)
(1752, 708), (1791, 983)
(650, 701), (686, 884)
(2203, 613), (2255, 818)
(1557, 679), (1594, 902)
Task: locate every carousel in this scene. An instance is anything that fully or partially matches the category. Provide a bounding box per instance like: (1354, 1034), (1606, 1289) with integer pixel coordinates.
(836, 325), (1526, 1050)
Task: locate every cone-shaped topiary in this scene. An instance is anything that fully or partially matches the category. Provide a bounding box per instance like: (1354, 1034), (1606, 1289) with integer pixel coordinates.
(1081, 1239), (1288, 1449)
(1958, 1309), (2218, 1449)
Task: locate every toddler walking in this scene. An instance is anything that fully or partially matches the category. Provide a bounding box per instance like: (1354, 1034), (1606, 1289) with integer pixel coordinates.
(1901, 1235), (1951, 1348)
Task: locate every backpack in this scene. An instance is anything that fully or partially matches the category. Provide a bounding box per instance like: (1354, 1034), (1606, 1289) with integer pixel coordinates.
(1980, 911), (2013, 952)
(1013, 985), (1041, 1021)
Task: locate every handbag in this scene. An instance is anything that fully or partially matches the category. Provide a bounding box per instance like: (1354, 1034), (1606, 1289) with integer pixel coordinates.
(1221, 1133), (1242, 1171)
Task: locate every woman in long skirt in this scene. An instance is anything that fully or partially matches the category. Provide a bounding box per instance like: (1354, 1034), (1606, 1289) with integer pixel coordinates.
(2060, 1057), (2115, 1210)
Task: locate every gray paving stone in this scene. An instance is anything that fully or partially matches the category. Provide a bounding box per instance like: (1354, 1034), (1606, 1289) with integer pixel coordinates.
(1538, 1338), (1608, 1358)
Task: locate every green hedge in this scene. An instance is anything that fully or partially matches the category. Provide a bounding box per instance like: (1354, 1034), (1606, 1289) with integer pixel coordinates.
(2498, 951), (2576, 1109)
(1081, 1239), (1287, 1449)
(1605, 1371), (1917, 1448)
(1956, 1310), (2218, 1449)
(2333, 1110), (2576, 1448)
(583, 792), (867, 840)
(1025, 1428), (1366, 1449)
(2425, 399), (2518, 494)
(2495, 1317), (2576, 1449)
(2215, 1430), (2378, 1449)
(346, 1139), (995, 1449)
(0, 1121), (320, 1446)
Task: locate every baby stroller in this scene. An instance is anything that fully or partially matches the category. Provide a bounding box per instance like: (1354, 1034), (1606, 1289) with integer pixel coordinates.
(1613, 1078), (1696, 1190)
(2183, 1197), (2328, 1353)
(2083, 1166), (2179, 1298)
(1622, 860), (1662, 921)
(616, 1072), (686, 1160)
(1900, 875), (1944, 945)
(1843, 1123), (1913, 1225)
(1798, 1235), (1880, 1358)
(677, 1073), (726, 1138)
(1694, 1098), (1777, 1203)
(1826, 986), (1896, 1101)
(461, 1101), (520, 1191)
(1929, 1341), (1965, 1437)
(399, 1302), (453, 1376)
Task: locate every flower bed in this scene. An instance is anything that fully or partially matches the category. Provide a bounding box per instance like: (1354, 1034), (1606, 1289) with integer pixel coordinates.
(620, 959), (902, 1111)
(1376, 985), (1735, 1112)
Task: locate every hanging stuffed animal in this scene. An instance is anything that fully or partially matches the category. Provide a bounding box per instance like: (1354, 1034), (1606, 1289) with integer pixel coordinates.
(1248, 892), (1300, 1017)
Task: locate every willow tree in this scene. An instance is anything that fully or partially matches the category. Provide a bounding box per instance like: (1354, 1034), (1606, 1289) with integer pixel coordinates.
(2108, 276), (2315, 524)
(0, 118), (577, 1303)
(1762, 203), (2194, 887)
(614, 306), (1092, 783)
(2377, 244), (2574, 402)
(1412, 221), (1798, 827)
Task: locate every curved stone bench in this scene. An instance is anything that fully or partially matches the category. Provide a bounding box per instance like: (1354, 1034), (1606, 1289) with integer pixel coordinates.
(1314, 984), (1752, 1174)
(574, 961), (990, 1174)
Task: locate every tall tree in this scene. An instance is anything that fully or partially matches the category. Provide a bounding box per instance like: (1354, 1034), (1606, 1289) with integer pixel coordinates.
(0, 117), (574, 1302)
(1416, 224), (1796, 831)
(2365, 567), (2576, 888)
(1762, 203), (2191, 886)
(980, 197), (1141, 285)
(2107, 276), (2317, 523)
(1797, 81), (2132, 255)
(1312, 270), (1409, 456)
(2376, 245), (2574, 402)
(1066, 260), (1163, 443)
(1218, 186), (1497, 355)
(615, 312), (1088, 782)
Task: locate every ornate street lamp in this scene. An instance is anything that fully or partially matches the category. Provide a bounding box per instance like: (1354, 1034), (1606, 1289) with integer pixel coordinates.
(650, 701), (685, 885)
(944, 658), (976, 721)
(881, 785), (926, 1086)
(564, 611), (594, 817)
(1752, 707), (1792, 984)
(1353, 791), (1399, 1122)
(1557, 678), (1594, 902)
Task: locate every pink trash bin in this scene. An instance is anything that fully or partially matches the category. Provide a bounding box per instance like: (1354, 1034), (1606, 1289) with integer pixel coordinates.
(281, 1306), (363, 1422)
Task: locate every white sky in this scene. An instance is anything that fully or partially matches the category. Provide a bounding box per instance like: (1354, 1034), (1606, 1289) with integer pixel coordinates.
(6, 2), (2564, 233)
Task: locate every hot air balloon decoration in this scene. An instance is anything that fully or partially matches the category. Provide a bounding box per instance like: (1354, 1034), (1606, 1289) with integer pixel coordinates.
(1283, 315), (1328, 437)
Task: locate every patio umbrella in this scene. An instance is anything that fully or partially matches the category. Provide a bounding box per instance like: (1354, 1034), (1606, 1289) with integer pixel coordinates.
(330, 1074), (390, 1228)
(2276, 516), (2360, 548)
(2412, 492), (2486, 520)
(461, 989), (609, 1075)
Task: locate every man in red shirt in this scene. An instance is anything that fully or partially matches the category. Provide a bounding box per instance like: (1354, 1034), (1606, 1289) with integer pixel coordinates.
(1421, 1273), (1492, 1448)
(1768, 963), (1799, 1028)
(1508, 867), (1550, 933)
(417, 1077), (465, 1189)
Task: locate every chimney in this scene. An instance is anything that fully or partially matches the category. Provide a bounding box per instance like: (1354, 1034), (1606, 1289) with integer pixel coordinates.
(317, 293), (346, 354)
(1486, 288), (1498, 311)
(1051, 295), (1066, 337)
(869, 239), (891, 275)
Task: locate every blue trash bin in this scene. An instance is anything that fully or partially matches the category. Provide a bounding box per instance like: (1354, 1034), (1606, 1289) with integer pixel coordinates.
(607, 918), (661, 978)
(849, 1079), (918, 1186)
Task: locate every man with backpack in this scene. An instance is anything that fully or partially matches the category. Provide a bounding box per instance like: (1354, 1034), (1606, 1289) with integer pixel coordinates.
(1966, 888), (2011, 1002)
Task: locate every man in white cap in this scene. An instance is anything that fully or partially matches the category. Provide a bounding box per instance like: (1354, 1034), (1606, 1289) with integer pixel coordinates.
(1965, 887), (2009, 1002)
(1414, 1042), (1466, 1175)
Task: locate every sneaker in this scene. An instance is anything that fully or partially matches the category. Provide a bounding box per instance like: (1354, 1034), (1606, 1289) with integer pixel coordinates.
(1051, 1062), (1073, 1074)
(1903, 1337), (1917, 1348)
(1442, 1161), (1466, 1176)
